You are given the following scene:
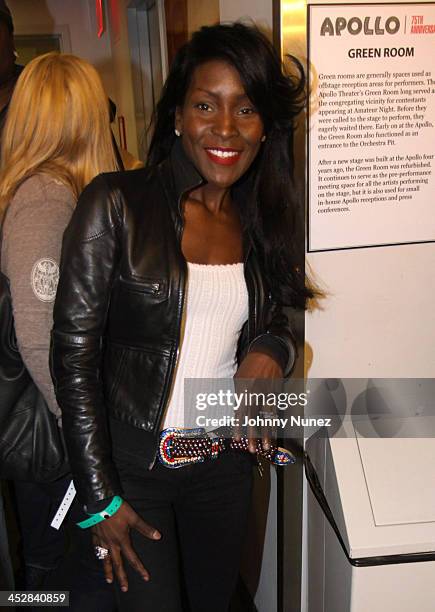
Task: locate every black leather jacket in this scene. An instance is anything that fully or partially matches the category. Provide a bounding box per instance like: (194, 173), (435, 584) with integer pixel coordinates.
(51, 141), (296, 506)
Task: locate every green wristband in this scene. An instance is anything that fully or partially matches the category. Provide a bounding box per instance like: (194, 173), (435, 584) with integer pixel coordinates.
(76, 495), (123, 529)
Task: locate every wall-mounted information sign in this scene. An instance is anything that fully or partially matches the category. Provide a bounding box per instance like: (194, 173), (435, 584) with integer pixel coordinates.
(308, 3), (435, 251)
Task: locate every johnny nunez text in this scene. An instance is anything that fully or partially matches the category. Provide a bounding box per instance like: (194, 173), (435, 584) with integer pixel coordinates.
(195, 415), (332, 428)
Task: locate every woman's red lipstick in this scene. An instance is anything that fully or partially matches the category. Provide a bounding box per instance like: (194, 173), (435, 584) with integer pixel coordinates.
(204, 147), (241, 165)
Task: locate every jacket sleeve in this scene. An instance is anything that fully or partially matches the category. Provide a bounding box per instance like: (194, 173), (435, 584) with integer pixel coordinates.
(50, 174), (123, 506)
(246, 299), (297, 378)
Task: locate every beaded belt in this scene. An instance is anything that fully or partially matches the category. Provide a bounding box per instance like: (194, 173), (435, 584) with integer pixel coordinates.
(158, 427), (296, 469)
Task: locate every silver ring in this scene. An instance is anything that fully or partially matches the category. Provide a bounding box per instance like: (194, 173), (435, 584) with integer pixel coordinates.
(94, 545), (110, 560)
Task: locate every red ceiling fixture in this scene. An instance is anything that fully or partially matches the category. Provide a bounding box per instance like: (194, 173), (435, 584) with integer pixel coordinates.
(96, 0), (104, 38)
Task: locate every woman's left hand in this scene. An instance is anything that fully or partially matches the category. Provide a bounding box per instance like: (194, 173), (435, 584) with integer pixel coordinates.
(234, 351), (283, 452)
(90, 502), (160, 591)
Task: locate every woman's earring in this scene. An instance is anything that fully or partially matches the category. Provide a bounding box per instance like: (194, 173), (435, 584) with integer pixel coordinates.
(175, 128), (181, 137)
(261, 135), (266, 142)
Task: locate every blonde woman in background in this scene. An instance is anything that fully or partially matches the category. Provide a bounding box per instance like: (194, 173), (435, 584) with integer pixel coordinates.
(0, 52), (118, 608)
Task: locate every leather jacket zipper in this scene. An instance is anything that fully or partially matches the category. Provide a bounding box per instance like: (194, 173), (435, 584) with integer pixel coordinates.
(149, 205), (189, 469)
(148, 269), (188, 470)
(119, 276), (162, 294)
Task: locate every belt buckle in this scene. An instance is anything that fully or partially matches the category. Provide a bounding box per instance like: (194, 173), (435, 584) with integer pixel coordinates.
(158, 427), (206, 469)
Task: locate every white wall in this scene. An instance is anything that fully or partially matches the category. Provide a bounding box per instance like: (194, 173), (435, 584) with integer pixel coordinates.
(303, 2), (435, 610)
(219, 0), (272, 34)
(306, 246), (435, 378)
(302, 243), (435, 612)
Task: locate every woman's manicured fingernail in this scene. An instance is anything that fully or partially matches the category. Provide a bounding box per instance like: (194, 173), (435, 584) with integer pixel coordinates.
(121, 586), (128, 592)
(106, 579), (112, 584)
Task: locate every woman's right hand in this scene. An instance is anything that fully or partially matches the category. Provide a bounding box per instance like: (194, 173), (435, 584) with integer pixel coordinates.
(91, 501), (161, 592)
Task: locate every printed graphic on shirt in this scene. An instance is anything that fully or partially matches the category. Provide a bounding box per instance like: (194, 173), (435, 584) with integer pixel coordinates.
(31, 258), (59, 302)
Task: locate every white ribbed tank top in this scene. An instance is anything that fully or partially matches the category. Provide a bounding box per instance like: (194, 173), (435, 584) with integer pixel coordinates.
(162, 262), (249, 428)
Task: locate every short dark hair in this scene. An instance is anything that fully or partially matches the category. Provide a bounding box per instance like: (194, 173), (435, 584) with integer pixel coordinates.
(147, 22), (312, 308)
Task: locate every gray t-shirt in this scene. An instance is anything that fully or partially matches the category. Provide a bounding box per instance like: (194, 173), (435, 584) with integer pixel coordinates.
(1, 174), (75, 416)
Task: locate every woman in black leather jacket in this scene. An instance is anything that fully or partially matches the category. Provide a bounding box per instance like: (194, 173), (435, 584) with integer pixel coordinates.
(52, 23), (312, 612)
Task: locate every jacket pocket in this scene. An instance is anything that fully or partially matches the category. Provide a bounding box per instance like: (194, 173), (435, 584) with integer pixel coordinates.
(107, 347), (170, 430)
(105, 346), (127, 404)
(118, 276), (166, 298)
